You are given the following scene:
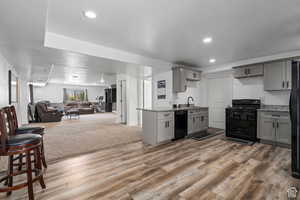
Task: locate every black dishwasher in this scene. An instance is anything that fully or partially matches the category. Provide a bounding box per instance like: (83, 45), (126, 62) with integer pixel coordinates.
(174, 110), (188, 140)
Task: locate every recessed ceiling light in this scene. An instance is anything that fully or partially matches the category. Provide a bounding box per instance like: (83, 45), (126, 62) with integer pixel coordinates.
(209, 58), (216, 63)
(83, 11), (97, 19)
(203, 37), (212, 44)
(72, 75), (79, 79)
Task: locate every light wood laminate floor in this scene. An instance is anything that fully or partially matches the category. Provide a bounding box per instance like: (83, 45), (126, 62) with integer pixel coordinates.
(1, 136), (299, 200)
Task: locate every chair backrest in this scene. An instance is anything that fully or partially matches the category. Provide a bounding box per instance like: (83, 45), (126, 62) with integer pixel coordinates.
(9, 105), (19, 131)
(37, 103), (48, 112)
(0, 109), (8, 150)
(2, 107), (16, 136)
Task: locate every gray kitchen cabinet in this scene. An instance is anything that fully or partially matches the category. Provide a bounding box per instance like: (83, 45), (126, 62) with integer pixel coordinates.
(233, 64), (263, 79)
(188, 109), (208, 134)
(188, 114), (193, 134)
(194, 115), (201, 132)
(199, 111), (209, 131)
(257, 111), (291, 146)
(264, 60), (292, 91)
(173, 67), (187, 93)
(285, 60), (292, 90)
(157, 119), (174, 143)
(276, 118), (291, 145)
(172, 66), (201, 93)
(259, 117), (276, 141)
(142, 111), (174, 145)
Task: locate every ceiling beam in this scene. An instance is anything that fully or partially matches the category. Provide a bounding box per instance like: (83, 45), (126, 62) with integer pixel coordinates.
(44, 32), (172, 69)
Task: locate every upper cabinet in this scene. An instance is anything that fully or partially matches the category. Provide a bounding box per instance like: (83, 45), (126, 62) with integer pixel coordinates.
(233, 64), (264, 79)
(264, 60), (292, 91)
(172, 66), (201, 93)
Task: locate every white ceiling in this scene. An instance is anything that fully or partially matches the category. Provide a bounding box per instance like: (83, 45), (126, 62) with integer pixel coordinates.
(47, 0), (300, 67)
(1, 0), (300, 84)
(0, 0), (152, 85)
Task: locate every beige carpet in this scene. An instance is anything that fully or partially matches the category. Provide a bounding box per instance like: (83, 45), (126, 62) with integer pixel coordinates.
(0, 113), (142, 170)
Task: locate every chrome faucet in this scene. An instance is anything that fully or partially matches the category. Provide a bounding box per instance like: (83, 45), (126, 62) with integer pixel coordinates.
(187, 96), (194, 107)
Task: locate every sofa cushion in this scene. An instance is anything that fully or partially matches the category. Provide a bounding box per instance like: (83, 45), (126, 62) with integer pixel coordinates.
(16, 126), (45, 135)
(6, 134), (42, 147)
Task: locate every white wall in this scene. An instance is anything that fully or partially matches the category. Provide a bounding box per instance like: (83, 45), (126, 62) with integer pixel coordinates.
(0, 53), (10, 107)
(34, 83), (107, 103)
(152, 70), (207, 108)
(233, 75), (290, 105)
(0, 51), (28, 125)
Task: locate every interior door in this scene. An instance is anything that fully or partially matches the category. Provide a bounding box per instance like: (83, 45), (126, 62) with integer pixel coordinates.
(119, 80), (127, 124)
(208, 76), (233, 129)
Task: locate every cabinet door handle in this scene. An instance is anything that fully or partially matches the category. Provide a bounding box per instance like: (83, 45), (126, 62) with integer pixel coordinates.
(282, 81), (285, 88)
(286, 81), (289, 89)
(277, 122), (279, 128)
(272, 122), (275, 128)
(248, 68), (250, 75)
(165, 121), (168, 128)
(271, 115), (280, 117)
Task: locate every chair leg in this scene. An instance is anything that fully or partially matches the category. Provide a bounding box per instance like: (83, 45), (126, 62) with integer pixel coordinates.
(41, 140), (47, 168)
(36, 147), (46, 189)
(33, 150), (38, 177)
(6, 155), (13, 196)
(26, 150), (34, 200)
(18, 153), (23, 171)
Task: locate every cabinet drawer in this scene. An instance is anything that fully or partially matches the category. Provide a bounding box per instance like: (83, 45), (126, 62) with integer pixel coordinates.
(157, 112), (174, 120)
(260, 112), (289, 119)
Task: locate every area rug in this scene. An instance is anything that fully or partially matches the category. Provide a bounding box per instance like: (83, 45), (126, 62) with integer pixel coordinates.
(0, 113), (142, 170)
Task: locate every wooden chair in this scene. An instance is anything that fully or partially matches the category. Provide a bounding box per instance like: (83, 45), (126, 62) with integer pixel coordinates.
(0, 109), (46, 200)
(3, 106), (47, 168)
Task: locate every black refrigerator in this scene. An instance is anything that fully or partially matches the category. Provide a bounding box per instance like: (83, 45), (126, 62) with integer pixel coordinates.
(291, 61), (300, 178)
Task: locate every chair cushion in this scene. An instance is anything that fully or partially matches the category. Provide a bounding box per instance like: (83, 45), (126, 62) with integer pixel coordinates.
(16, 127), (45, 135)
(7, 134), (42, 147)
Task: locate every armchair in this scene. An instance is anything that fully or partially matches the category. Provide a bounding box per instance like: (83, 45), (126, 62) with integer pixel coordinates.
(35, 102), (63, 122)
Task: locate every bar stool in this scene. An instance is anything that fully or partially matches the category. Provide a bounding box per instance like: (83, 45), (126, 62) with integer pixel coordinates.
(0, 109), (46, 200)
(3, 106), (47, 168)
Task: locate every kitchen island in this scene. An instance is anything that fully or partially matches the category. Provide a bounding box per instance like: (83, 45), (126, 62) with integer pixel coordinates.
(137, 106), (209, 145)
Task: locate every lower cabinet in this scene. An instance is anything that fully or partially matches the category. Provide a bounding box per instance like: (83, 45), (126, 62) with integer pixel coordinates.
(276, 118), (291, 144)
(257, 111), (291, 146)
(259, 117), (276, 141)
(157, 119), (174, 143)
(188, 109), (209, 135)
(142, 111), (174, 145)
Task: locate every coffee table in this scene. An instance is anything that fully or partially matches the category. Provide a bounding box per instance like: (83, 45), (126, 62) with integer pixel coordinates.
(65, 108), (80, 119)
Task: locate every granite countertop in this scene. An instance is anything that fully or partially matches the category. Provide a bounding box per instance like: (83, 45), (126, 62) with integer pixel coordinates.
(137, 106), (208, 112)
(257, 105), (289, 112)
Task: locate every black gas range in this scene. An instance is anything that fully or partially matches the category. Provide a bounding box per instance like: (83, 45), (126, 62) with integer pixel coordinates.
(225, 99), (261, 142)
